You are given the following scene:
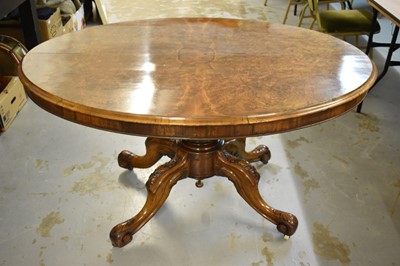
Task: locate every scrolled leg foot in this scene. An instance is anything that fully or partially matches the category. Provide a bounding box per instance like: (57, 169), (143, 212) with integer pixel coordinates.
(259, 149), (271, 164)
(110, 224), (134, 247)
(274, 210), (298, 237)
(216, 150), (298, 237)
(110, 150), (189, 248)
(223, 138), (271, 164)
(118, 150), (136, 170)
(117, 138), (177, 170)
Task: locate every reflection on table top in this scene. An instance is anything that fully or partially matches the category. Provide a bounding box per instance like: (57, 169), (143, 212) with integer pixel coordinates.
(19, 18), (377, 139)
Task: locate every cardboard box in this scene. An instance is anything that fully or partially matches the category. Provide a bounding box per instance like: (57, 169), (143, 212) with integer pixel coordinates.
(62, 15), (74, 34)
(60, 0), (85, 35)
(0, 76), (27, 131)
(71, 0), (86, 31)
(0, 6), (75, 45)
(38, 7), (64, 41)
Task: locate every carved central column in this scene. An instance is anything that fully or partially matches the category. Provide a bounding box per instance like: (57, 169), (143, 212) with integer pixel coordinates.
(179, 140), (223, 186)
(111, 137), (298, 248)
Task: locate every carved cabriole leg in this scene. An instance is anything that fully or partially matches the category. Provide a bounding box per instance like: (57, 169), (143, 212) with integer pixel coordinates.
(223, 138), (271, 164)
(110, 150), (189, 248)
(118, 138), (177, 170)
(112, 138), (297, 247)
(215, 150), (298, 237)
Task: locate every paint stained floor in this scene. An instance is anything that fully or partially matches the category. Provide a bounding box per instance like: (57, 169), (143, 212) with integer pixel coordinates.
(1, 0), (399, 265)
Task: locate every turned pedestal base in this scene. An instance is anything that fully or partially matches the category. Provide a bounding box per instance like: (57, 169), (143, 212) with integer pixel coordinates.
(110, 138), (298, 248)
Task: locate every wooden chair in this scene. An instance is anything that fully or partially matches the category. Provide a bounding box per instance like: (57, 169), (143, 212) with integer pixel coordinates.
(306, 0), (380, 47)
(282, 0), (304, 25)
(282, 0), (352, 26)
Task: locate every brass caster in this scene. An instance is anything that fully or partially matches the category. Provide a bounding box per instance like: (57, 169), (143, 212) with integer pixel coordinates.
(283, 235), (290, 240)
(195, 180), (204, 188)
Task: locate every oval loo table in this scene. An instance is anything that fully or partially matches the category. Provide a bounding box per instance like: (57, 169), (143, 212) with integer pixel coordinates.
(19, 18), (377, 248)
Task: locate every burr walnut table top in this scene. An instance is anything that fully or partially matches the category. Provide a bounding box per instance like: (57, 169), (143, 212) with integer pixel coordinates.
(19, 18), (377, 139)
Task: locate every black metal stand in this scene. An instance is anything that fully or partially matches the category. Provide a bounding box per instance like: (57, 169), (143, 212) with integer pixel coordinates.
(357, 8), (400, 113)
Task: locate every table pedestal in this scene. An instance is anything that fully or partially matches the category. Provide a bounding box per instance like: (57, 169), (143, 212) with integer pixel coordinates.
(110, 138), (298, 248)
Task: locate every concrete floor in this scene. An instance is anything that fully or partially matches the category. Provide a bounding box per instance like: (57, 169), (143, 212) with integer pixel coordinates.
(1, 0), (400, 265)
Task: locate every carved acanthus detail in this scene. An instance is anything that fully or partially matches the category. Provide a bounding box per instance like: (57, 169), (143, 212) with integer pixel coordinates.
(111, 137), (298, 248)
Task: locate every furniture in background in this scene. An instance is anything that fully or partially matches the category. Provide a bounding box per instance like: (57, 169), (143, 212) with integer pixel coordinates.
(0, 35), (27, 76)
(306, 0), (380, 47)
(282, 0), (305, 24)
(0, 0), (41, 49)
(366, 0), (400, 86)
(357, 0), (400, 112)
(93, 0), (108, 24)
(83, 0), (94, 22)
(282, 0), (352, 26)
(19, 18), (377, 248)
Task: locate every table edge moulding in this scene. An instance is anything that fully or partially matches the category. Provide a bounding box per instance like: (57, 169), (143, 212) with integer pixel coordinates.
(18, 18), (378, 248)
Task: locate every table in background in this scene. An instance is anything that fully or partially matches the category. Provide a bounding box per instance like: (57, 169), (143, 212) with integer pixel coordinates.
(367, 0), (399, 84)
(19, 18), (377, 248)
(357, 0), (399, 112)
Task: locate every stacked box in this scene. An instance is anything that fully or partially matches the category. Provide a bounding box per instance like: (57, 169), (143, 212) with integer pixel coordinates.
(0, 76), (27, 131)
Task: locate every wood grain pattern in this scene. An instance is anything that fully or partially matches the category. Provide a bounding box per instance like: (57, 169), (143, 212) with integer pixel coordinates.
(19, 18), (377, 139)
(111, 138), (297, 247)
(18, 18), (379, 247)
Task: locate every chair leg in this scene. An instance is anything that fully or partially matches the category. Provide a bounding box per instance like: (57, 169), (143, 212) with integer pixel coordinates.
(264, 0), (268, 6)
(346, 0), (352, 9)
(357, 8), (379, 113)
(356, 102), (364, 113)
(283, 0), (295, 24)
(375, 26), (400, 85)
(365, 8), (379, 55)
(309, 19), (316, 29)
(297, 4), (310, 27)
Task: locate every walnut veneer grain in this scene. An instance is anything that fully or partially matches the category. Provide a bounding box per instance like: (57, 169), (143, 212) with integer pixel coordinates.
(19, 18), (378, 248)
(19, 18), (377, 139)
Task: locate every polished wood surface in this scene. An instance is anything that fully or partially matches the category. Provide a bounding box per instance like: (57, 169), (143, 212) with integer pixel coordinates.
(368, 0), (400, 27)
(19, 18), (377, 139)
(110, 138), (297, 248)
(19, 18), (378, 248)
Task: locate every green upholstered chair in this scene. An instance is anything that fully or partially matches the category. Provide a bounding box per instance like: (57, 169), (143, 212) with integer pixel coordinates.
(307, 0), (380, 47)
(282, 0), (351, 26)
